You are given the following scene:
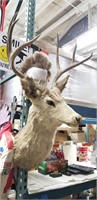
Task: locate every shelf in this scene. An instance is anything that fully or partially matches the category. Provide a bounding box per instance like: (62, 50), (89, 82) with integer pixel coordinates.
(0, 72), (16, 84)
(81, 118), (97, 125)
(69, 104), (97, 119)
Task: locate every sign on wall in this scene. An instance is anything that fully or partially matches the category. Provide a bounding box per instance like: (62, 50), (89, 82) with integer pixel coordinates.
(0, 32), (33, 71)
(0, 0), (7, 32)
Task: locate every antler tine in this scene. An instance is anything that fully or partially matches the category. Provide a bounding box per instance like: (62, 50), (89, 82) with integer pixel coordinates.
(7, 17), (19, 59)
(54, 53), (93, 82)
(56, 34), (61, 71)
(53, 35), (93, 85)
(7, 13), (40, 79)
(72, 42), (77, 63)
(52, 34), (62, 85)
(10, 34), (40, 79)
(7, 12), (18, 36)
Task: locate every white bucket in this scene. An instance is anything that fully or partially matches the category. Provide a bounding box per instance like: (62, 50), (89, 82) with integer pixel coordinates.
(63, 141), (77, 165)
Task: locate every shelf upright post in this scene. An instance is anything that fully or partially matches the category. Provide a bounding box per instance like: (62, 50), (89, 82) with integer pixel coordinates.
(25, 0), (36, 41)
(86, 124), (89, 143)
(15, 95), (30, 200)
(15, 0), (36, 199)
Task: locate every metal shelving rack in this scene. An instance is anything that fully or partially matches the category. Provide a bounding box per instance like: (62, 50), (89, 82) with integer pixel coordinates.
(15, 0), (36, 199)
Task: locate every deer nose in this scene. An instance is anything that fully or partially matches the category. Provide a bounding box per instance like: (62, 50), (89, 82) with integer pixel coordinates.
(75, 116), (82, 124)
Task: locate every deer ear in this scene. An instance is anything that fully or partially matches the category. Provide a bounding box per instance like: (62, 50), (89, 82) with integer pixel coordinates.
(55, 75), (70, 93)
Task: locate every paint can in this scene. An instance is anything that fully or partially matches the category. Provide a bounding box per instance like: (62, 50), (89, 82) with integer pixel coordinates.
(79, 146), (88, 161)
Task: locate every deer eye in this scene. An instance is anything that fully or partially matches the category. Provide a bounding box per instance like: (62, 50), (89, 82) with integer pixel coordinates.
(46, 100), (55, 107)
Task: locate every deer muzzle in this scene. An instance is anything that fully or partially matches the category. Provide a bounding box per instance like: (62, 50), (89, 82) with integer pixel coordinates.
(71, 114), (82, 125)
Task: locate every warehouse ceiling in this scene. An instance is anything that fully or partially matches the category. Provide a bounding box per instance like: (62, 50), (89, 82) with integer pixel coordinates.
(3, 0), (97, 51)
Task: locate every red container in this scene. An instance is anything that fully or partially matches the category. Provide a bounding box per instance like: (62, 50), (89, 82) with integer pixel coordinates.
(79, 146), (88, 161)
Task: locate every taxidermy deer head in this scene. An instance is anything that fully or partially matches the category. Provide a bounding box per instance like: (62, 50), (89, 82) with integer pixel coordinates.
(7, 14), (92, 170)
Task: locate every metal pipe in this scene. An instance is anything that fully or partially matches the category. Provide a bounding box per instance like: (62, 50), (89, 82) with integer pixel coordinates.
(88, 3), (92, 29)
(64, 0), (82, 14)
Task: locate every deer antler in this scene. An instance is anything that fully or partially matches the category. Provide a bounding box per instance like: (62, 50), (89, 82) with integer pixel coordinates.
(7, 13), (49, 96)
(7, 13), (18, 59)
(7, 13), (40, 79)
(53, 35), (93, 85)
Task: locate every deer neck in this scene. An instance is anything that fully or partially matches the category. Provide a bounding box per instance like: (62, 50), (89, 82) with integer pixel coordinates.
(27, 105), (58, 137)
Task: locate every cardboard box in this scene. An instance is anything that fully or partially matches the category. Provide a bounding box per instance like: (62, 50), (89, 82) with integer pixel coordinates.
(69, 131), (86, 143)
(54, 130), (68, 144)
